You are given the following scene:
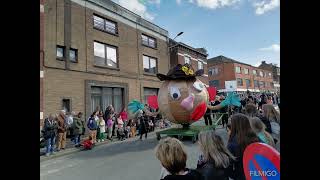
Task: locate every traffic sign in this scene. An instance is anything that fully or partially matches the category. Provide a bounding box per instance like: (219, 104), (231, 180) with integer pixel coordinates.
(243, 143), (280, 180)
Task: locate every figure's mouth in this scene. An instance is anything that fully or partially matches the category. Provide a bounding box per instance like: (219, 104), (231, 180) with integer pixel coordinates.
(191, 102), (207, 121)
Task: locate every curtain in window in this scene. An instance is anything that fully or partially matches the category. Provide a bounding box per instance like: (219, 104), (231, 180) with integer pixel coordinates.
(113, 88), (123, 113)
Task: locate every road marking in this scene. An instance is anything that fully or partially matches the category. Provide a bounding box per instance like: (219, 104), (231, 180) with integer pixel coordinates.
(40, 163), (76, 177)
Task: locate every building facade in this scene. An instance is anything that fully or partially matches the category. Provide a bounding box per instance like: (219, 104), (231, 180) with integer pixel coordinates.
(208, 56), (274, 92)
(258, 61), (280, 92)
(169, 39), (209, 85)
(42, 0), (170, 121)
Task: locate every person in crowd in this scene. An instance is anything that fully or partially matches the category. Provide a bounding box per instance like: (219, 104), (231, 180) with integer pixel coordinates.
(72, 112), (85, 147)
(250, 117), (275, 148)
(155, 137), (203, 180)
(117, 114), (126, 141)
(258, 93), (267, 110)
(97, 114), (106, 142)
(87, 111), (98, 144)
(119, 107), (128, 128)
(65, 111), (75, 140)
(128, 119), (136, 138)
(78, 112), (85, 142)
(244, 103), (258, 118)
(56, 110), (67, 151)
(104, 105), (115, 121)
(106, 114), (114, 140)
(227, 113), (260, 180)
(95, 111), (102, 140)
(159, 119), (165, 129)
(226, 123), (231, 137)
(43, 114), (58, 156)
(267, 96), (273, 104)
(262, 104), (280, 144)
(196, 130), (235, 180)
(137, 110), (149, 140)
(148, 119), (155, 132)
(203, 100), (214, 126)
(82, 136), (94, 150)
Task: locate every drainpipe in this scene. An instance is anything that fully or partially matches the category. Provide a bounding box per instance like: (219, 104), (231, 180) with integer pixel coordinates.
(64, 0), (71, 70)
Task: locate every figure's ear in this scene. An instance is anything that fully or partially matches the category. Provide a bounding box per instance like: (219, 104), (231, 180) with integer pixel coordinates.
(195, 69), (204, 76)
(156, 74), (167, 81)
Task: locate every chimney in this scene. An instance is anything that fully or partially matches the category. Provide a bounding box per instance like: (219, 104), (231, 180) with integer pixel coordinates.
(262, 61), (266, 64)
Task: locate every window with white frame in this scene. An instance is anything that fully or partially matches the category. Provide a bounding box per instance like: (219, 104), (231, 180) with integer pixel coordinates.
(198, 61), (203, 70)
(260, 71), (264, 77)
(235, 66), (241, 73)
(244, 68), (249, 74)
(143, 55), (157, 74)
(184, 56), (191, 64)
(253, 70), (257, 75)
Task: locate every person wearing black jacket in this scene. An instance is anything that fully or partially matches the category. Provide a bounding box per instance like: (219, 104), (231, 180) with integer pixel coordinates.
(227, 114), (260, 180)
(203, 101), (214, 126)
(43, 114), (58, 156)
(196, 130), (235, 180)
(138, 111), (149, 140)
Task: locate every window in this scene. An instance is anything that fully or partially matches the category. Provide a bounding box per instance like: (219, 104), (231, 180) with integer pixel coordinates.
(94, 41), (118, 68)
(253, 70), (257, 75)
(93, 15), (117, 35)
(62, 99), (71, 113)
(245, 79), (251, 88)
(143, 55), (157, 74)
(244, 68), (249, 74)
(198, 61), (203, 70)
(184, 56), (191, 64)
(268, 72), (272, 77)
(209, 67), (219, 76)
(56, 45), (65, 59)
(259, 81), (265, 88)
(235, 66), (241, 73)
(260, 71), (264, 77)
(144, 88), (159, 104)
(141, 34), (157, 48)
(209, 80), (219, 88)
(91, 86), (124, 113)
(237, 78), (243, 86)
(270, 82), (274, 88)
(254, 80), (259, 88)
(69, 48), (78, 62)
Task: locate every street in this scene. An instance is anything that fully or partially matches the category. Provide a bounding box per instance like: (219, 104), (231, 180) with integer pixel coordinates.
(40, 120), (229, 180)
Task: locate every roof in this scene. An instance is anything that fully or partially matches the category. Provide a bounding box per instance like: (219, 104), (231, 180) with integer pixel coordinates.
(169, 39), (208, 57)
(208, 55), (252, 67)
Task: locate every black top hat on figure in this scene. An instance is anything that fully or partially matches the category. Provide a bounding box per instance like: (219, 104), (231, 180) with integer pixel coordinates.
(156, 63), (204, 81)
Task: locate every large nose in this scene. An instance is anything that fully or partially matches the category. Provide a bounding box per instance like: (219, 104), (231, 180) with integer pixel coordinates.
(180, 94), (195, 111)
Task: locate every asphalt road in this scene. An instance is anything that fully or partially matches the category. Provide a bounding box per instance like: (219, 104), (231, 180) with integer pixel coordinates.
(40, 120), (229, 180)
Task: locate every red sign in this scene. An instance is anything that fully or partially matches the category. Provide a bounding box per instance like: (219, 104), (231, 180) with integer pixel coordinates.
(206, 87), (217, 101)
(147, 95), (159, 109)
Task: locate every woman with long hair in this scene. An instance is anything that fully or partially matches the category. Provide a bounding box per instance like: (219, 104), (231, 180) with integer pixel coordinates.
(262, 104), (280, 143)
(250, 117), (275, 148)
(227, 113), (260, 180)
(197, 130), (235, 180)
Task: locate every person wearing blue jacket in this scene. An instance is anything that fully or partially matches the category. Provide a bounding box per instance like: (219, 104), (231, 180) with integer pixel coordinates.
(87, 111), (98, 144)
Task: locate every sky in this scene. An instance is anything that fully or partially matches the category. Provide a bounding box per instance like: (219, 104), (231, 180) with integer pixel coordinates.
(112, 0), (280, 67)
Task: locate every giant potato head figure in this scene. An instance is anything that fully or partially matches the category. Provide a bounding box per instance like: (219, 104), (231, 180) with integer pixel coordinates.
(128, 63), (240, 126)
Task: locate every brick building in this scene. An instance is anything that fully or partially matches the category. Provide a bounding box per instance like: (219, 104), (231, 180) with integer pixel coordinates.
(258, 61), (280, 92)
(42, 0), (170, 122)
(169, 39), (209, 85)
(207, 55), (274, 92)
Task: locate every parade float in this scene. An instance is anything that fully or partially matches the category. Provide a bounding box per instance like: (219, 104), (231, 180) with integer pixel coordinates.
(128, 63), (241, 143)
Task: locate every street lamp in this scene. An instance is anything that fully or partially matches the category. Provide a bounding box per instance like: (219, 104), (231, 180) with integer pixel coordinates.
(173, 32), (184, 40)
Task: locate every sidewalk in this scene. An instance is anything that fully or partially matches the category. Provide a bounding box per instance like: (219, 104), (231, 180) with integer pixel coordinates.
(40, 126), (175, 162)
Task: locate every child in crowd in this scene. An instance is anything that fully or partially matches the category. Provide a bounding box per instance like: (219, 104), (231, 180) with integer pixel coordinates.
(82, 136), (94, 150)
(159, 119), (165, 129)
(148, 120), (154, 132)
(98, 115), (106, 142)
(106, 115), (113, 140)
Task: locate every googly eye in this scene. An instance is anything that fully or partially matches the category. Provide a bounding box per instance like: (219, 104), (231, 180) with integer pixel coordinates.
(169, 86), (181, 100)
(193, 81), (204, 92)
